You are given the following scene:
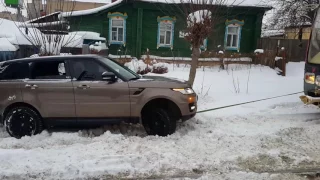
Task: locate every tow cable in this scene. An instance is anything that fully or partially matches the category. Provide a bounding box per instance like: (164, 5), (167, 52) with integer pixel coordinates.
(197, 91), (304, 114)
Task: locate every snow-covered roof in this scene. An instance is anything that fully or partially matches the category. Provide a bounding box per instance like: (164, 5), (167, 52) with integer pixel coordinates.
(0, 38), (18, 51)
(26, 11), (61, 23)
(62, 0), (271, 17)
(69, 31), (106, 41)
(0, 18), (85, 48)
(0, 18), (43, 45)
(62, 0), (123, 17)
(261, 29), (285, 38)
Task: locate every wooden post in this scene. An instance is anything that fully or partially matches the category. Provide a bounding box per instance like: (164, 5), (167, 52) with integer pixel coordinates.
(282, 49), (286, 76)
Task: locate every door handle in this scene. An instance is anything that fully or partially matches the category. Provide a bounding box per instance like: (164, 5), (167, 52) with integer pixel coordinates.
(77, 84), (90, 89)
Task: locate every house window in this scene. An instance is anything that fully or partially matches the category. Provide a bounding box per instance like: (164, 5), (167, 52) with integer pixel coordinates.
(157, 16), (176, 49)
(224, 19), (244, 51)
(111, 19), (124, 42)
(108, 12), (128, 46)
(159, 22), (173, 46)
(226, 25), (240, 48)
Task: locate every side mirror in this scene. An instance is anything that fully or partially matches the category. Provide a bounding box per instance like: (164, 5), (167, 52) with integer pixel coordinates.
(102, 71), (118, 82)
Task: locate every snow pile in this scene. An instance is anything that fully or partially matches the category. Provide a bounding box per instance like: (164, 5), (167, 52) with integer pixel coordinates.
(218, 50), (224, 54)
(254, 49), (264, 54)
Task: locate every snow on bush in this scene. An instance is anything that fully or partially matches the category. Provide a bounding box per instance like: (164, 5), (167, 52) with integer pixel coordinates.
(218, 50), (224, 54)
(254, 49), (264, 54)
(152, 63), (169, 74)
(275, 56), (283, 61)
(124, 58), (151, 75)
(125, 59), (169, 75)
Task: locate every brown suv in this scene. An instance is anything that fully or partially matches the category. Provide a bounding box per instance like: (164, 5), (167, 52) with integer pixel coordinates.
(0, 55), (197, 138)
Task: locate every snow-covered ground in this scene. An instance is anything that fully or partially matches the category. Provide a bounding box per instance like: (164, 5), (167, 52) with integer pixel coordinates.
(0, 62), (319, 179)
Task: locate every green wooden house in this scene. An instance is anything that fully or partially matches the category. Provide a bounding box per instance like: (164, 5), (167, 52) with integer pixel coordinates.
(62, 0), (271, 58)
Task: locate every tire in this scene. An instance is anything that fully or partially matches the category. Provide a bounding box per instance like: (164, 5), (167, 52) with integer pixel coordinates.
(142, 108), (176, 136)
(4, 106), (43, 139)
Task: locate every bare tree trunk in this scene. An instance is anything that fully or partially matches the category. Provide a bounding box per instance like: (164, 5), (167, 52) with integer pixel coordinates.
(188, 47), (200, 87)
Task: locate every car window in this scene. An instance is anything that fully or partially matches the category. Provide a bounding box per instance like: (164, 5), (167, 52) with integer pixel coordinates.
(0, 62), (30, 80)
(99, 57), (139, 81)
(70, 59), (109, 81)
(29, 60), (69, 80)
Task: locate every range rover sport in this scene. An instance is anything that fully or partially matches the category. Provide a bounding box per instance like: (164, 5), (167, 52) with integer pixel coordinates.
(0, 55), (197, 138)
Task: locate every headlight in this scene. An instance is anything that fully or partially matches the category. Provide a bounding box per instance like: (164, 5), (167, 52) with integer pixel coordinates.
(172, 88), (195, 95)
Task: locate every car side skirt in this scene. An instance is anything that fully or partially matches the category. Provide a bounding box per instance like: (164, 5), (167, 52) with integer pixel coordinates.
(43, 117), (140, 128)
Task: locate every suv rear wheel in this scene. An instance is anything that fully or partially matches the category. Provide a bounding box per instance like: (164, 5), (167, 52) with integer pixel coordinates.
(142, 108), (176, 136)
(4, 106), (43, 139)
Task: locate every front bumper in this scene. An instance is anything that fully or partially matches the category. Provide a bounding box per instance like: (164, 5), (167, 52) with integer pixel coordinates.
(181, 113), (196, 121)
(178, 94), (197, 121)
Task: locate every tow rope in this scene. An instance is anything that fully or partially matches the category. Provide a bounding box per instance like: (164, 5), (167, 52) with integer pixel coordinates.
(197, 91), (304, 114)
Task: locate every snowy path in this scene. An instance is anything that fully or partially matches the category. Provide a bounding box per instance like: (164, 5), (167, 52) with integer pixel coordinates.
(0, 62), (319, 179)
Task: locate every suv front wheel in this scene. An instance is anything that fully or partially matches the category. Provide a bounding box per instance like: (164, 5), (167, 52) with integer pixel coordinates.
(142, 108), (176, 136)
(4, 106), (43, 139)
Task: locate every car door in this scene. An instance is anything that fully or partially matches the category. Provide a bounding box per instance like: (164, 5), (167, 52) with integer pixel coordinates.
(69, 58), (131, 119)
(21, 59), (76, 119)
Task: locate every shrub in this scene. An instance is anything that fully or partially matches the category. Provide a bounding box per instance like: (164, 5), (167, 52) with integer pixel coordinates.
(152, 63), (169, 74)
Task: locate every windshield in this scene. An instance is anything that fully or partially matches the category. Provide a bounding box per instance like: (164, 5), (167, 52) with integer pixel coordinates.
(308, 8), (320, 64)
(99, 57), (139, 81)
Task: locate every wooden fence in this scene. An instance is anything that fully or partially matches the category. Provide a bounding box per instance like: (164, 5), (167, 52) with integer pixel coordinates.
(114, 57), (252, 67)
(257, 38), (308, 62)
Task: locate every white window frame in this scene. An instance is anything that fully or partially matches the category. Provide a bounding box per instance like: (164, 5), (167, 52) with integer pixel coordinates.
(110, 18), (125, 43)
(226, 24), (240, 49)
(158, 22), (173, 46)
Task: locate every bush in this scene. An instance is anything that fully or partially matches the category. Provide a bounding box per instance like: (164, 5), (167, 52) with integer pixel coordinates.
(152, 63), (169, 74)
(125, 58), (151, 75)
(124, 59), (169, 75)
